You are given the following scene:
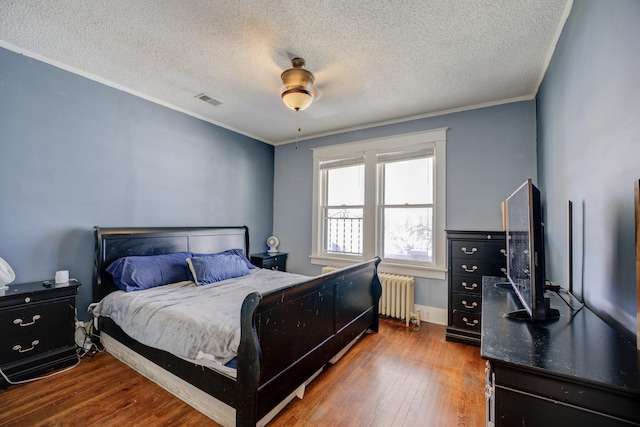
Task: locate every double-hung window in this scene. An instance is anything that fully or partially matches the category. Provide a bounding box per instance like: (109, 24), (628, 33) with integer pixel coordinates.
(322, 156), (365, 256)
(311, 128), (447, 279)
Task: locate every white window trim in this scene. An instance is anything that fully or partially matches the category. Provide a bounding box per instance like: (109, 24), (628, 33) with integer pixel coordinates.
(310, 128), (447, 280)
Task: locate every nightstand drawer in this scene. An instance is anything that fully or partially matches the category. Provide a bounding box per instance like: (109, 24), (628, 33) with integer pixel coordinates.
(261, 258), (279, 270)
(1, 301), (74, 362)
(1, 328), (74, 363)
(251, 253), (288, 271)
(0, 286), (78, 309)
(1, 299), (73, 335)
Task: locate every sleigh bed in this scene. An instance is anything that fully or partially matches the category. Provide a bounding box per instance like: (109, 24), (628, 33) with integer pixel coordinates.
(92, 226), (381, 426)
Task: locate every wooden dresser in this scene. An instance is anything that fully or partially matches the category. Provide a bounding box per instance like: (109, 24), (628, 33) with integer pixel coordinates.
(482, 277), (640, 426)
(0, 280), (79, 387)
(446, 230), (506, 346)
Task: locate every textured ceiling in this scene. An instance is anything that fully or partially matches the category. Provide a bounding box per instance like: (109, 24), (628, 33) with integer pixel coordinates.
(0, 0), (571, 145)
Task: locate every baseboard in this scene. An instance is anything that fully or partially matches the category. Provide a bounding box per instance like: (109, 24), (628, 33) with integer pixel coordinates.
(413, 304), (447, 326)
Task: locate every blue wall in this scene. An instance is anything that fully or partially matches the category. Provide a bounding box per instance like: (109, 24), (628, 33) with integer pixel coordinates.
(537, 0), (640, 340)
(0, 47), (275, 318)
(274, 101), (538, 312)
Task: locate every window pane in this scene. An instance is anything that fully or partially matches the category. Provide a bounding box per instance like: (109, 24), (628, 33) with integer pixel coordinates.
(327, 164), (364, 205)
(383, 207), (433, 262)
(384, 157), (432, 205)
(325, 208), (363, 255)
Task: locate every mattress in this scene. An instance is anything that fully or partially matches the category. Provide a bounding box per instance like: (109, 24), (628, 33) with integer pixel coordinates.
(92, 268), (309, 372)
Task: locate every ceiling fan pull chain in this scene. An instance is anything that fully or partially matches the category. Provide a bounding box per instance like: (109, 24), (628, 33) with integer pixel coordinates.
(296, 109), (300, 150)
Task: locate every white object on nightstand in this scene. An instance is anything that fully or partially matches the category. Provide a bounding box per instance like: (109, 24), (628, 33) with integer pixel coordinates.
(267, 236), (280, 253)
(0, 257), (16, 290)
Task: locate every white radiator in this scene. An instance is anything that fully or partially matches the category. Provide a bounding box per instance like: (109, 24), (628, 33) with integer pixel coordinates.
(321, 266), (417, 327)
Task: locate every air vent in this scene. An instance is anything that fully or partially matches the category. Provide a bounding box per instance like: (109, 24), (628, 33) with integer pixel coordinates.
(194, 93), (222, 106)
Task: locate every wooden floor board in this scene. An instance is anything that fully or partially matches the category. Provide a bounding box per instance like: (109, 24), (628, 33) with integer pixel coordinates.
(0, 319), (484, 426)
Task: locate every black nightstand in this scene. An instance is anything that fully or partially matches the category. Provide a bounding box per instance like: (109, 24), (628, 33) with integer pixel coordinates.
(0, 279), (80, 387)
(250, 253), (288, 272)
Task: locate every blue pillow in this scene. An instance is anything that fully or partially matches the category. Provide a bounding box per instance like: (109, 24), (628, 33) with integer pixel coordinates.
(193, 249), (255, 270)
(186, 254), (251, 285)
(106, 252), (192, 292)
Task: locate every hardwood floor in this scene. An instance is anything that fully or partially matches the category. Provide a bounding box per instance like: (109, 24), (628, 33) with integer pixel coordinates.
(0, 319), (485, 426)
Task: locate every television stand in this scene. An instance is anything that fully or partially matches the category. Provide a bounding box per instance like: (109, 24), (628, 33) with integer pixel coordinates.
(506, 297), (560, 321)
(482, 276), (639, 426)
(505, 308), (530, 320)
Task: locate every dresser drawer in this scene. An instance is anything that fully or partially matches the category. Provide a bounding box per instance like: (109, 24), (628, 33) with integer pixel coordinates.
(0, 300), (74, 362)
(451, 258), (506, 277)
(451, 274), (483, 295)
(451, 240), (506, 261)
(452, 309), (482, 332)
(451, 293), (482, 313)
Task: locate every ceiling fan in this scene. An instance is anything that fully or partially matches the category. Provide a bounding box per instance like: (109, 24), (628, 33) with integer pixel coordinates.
(277, 53), (365, 113)
(280, 57), (318, 111)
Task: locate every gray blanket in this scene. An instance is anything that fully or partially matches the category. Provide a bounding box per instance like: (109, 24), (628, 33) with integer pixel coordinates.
(92, 269), (309, 365)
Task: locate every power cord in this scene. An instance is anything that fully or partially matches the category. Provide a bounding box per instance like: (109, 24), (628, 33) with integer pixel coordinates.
(545, 280), (585, 314)
(75, 317), (104, 358)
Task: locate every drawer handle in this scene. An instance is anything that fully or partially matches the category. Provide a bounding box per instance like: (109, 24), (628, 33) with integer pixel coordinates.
(462, 317), (479, 327)
(501, 267), (507, 275)
(461, 281), (478, 290)
(271, 266), (279, 270)
(461, 246), (477, 255)
(13, 315), (41, 327)
(500, 249), (507, 256)
(12, 340), (40, 353)
(461, 264), (478, 273)
(461, 300), (478, 309)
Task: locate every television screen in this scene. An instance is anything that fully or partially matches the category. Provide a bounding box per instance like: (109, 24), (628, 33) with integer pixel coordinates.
(505, 179), (559, 321)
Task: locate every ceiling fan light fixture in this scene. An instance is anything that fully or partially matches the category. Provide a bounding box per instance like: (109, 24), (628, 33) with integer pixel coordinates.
(281, 87), (314, 111)
(280, 57), (316, 111)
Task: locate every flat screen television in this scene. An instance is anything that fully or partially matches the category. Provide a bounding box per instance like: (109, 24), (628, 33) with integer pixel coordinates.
(505, 179), (559, 321)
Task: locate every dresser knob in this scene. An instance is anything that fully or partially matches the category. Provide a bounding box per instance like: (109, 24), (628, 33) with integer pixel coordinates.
(462, 300), (478, 309)
(13, 315), (41, 327)
(462, 317), (479, 327)
(462, 264), (478, 273)
(24, 297), (31, 303)
(462, 281), (478, 290)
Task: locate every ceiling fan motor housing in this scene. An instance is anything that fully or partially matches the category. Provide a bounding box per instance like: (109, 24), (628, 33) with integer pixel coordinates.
(281, 58), (315, 111)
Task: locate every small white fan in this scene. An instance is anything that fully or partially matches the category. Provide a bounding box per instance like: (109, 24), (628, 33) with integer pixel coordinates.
(266, 236), (280, 254)
(0, 257), (16, 290)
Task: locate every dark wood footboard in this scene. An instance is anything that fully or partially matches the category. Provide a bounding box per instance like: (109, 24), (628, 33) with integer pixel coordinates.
(237, 258), (381, 426)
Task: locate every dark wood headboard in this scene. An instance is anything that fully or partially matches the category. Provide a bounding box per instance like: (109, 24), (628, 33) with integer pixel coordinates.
(92, 226), (249, 302)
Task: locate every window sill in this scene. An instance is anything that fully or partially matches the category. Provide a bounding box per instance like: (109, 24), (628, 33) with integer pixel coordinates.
(310, 255), (446, 280)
